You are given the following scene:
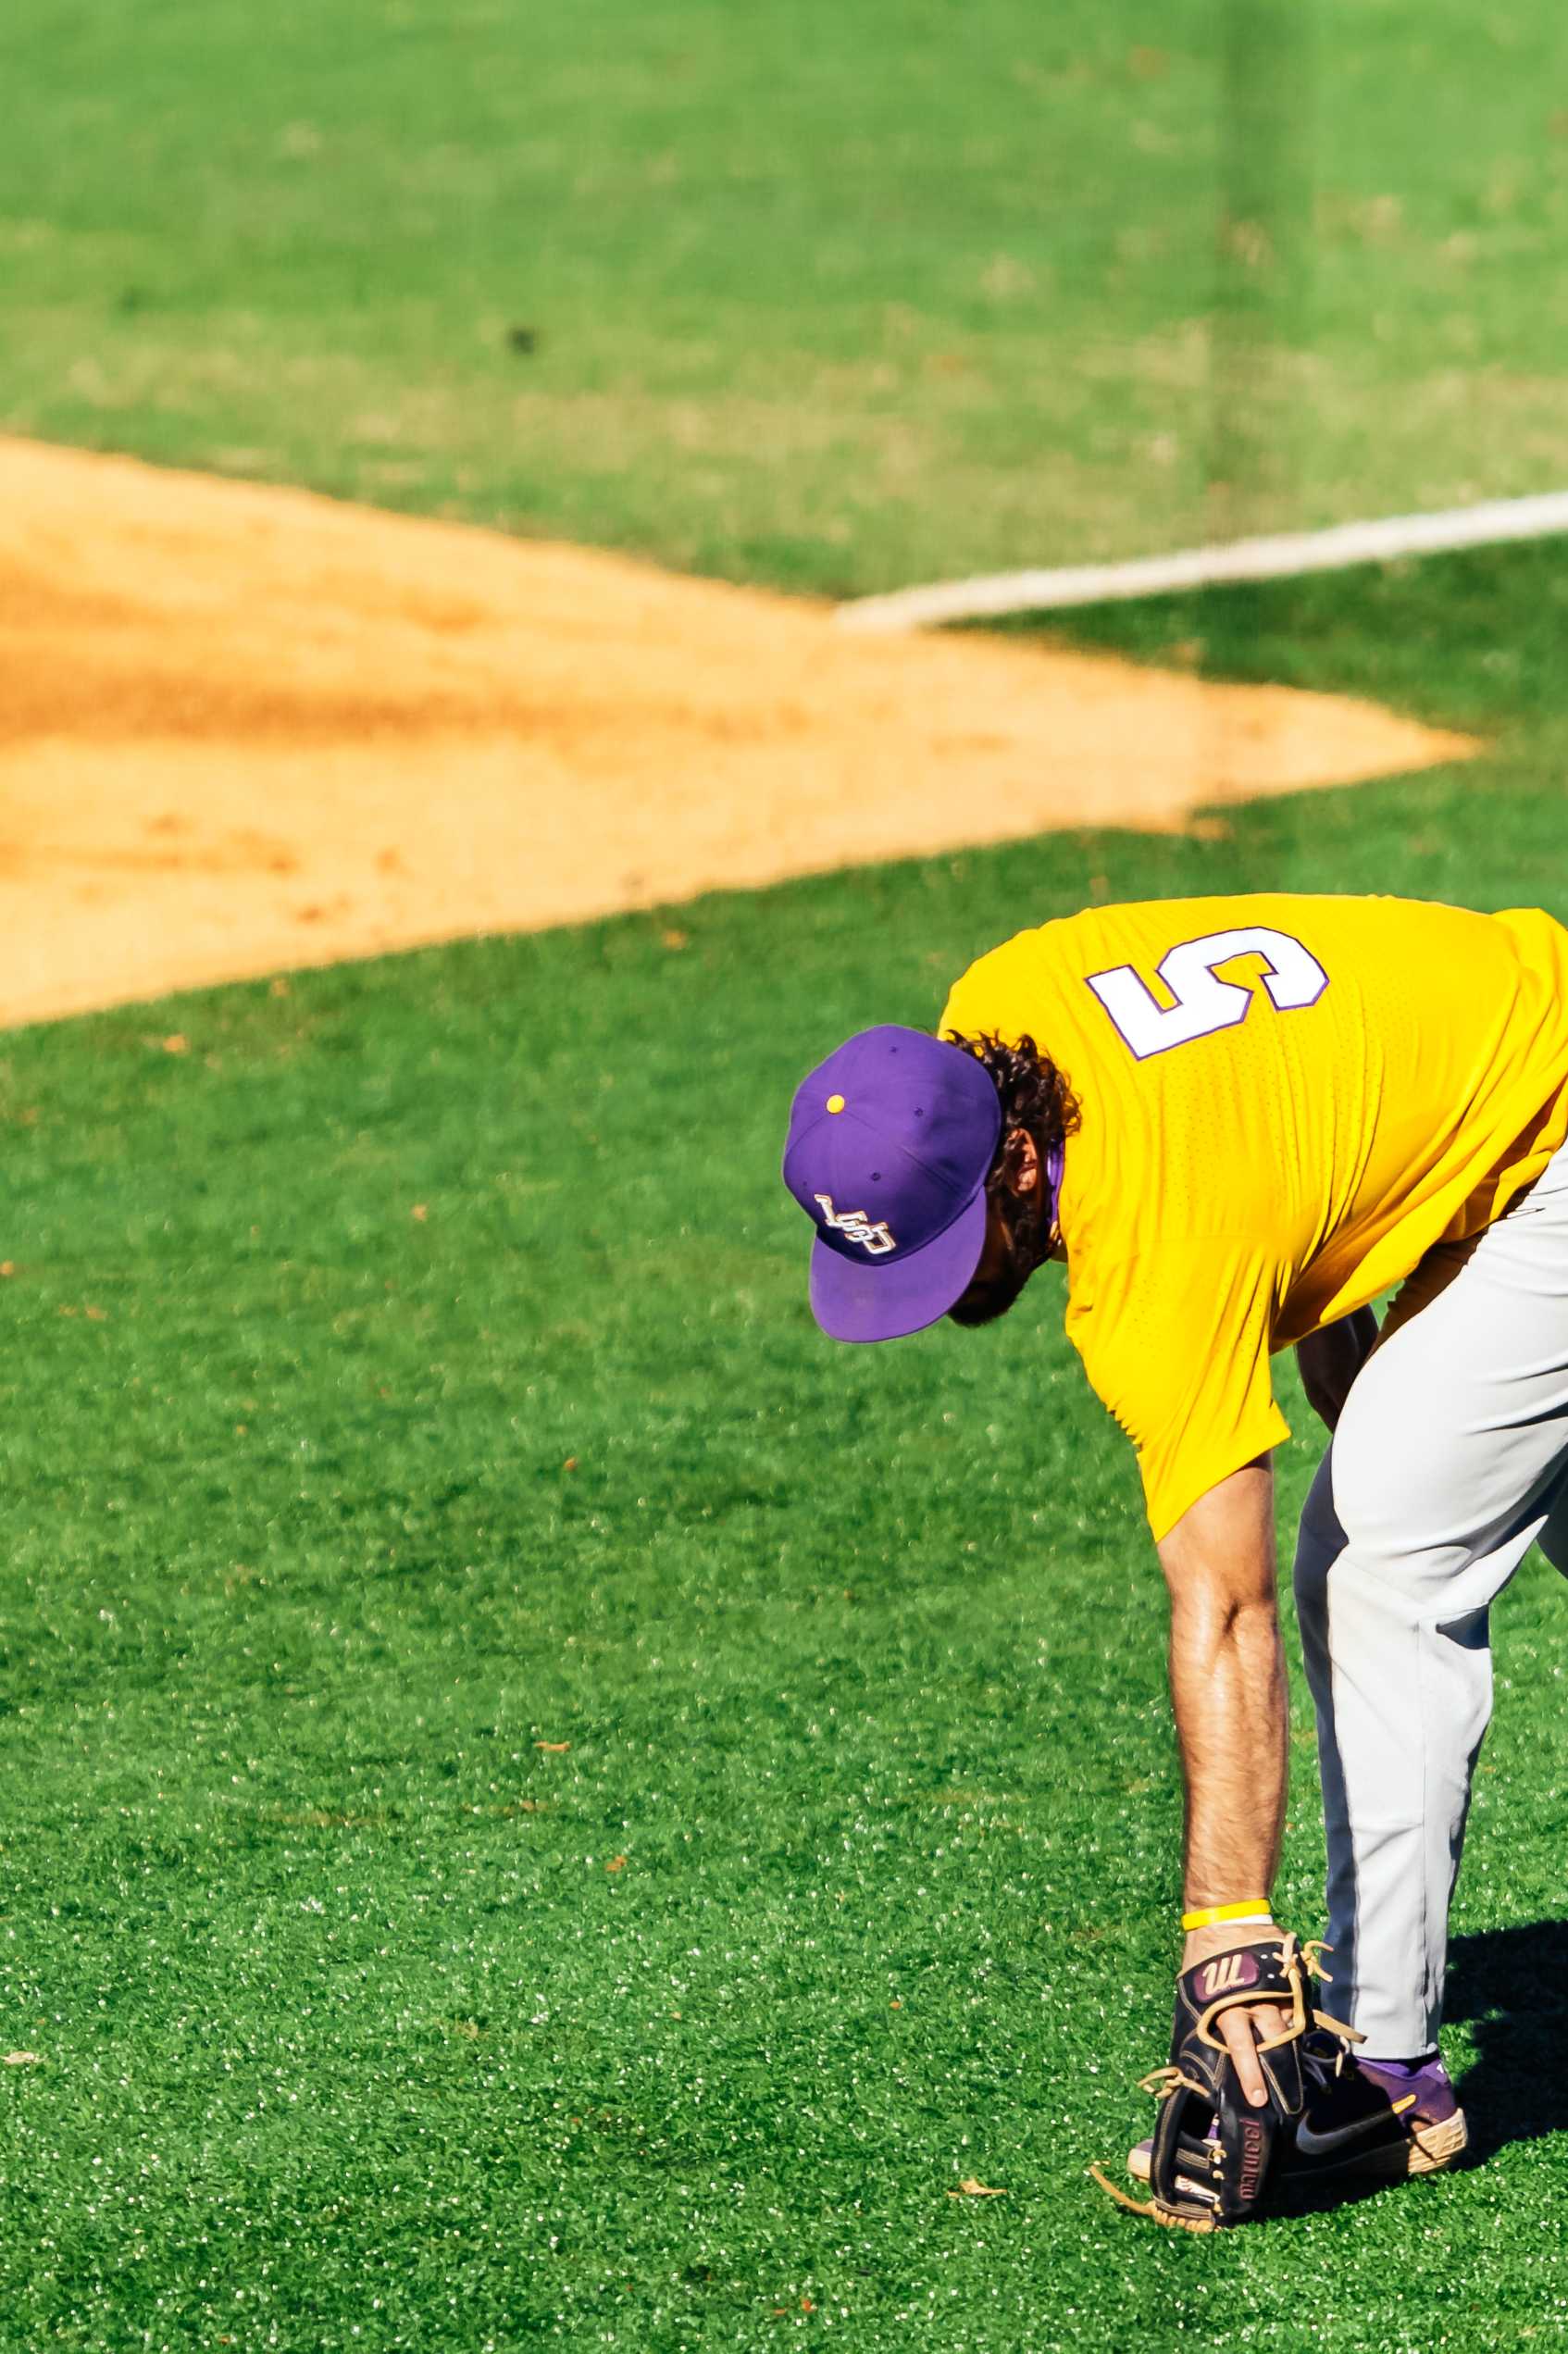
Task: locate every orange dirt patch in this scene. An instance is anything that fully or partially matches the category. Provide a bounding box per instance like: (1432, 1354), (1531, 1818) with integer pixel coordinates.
(0, 437), (1475, 1028)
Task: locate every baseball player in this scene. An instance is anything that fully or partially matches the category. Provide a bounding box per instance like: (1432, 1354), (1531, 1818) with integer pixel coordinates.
(781, 892), (1568, 2221)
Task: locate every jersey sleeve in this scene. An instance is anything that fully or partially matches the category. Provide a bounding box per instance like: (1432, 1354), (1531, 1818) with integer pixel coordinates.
(1064, 1239), (1289, 1542)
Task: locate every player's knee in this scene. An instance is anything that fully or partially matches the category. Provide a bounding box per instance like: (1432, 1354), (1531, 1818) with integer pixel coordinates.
(1321, 1393), (1456, 1575)
(1292, 1447), (1449, 1626)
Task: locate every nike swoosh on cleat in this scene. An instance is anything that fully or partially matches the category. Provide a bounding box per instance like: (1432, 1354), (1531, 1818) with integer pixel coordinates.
(1293, 2106), (1411, 2160)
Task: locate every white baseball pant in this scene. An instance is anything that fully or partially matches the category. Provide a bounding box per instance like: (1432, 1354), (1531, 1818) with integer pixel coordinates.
(1293, 1132), (1568, 2059)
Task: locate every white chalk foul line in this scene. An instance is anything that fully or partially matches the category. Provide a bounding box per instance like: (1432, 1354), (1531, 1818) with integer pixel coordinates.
(835, 489), (1568, 634)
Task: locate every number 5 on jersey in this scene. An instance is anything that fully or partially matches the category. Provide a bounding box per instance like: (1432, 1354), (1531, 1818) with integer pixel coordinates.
(1086, 925), (1329, 1060)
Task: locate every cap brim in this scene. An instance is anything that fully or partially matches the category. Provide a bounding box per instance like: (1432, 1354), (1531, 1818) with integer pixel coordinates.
(808, 1186), (989, 1343)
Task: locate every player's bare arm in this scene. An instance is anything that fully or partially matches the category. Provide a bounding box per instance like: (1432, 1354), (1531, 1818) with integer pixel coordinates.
(1157, 1458), (1292, 2107)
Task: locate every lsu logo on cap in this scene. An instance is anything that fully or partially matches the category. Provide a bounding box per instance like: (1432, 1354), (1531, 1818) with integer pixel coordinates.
(815, 1192), (896, 1256)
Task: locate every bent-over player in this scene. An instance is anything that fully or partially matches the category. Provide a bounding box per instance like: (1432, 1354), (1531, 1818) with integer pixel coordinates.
(781, 893), (1568, 2222)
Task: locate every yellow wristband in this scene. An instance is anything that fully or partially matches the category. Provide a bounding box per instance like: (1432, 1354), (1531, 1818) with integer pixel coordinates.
(1180, 1899), (1274, 1933)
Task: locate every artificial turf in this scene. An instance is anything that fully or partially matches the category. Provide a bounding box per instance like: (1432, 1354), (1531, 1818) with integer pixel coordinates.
(5, 0), (1568, 2342)
(0, 549), (1564, 2348)
(3, 0), (1568, 593)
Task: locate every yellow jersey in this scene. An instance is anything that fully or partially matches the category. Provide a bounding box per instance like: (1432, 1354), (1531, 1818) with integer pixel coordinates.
(940, 894), (1568, 1540)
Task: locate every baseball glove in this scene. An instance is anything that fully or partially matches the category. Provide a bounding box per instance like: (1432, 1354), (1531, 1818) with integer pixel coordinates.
(1090, 1932), (1354, 2232)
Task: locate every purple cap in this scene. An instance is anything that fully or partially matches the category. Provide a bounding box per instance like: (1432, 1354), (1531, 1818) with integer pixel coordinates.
(781, 1026), (1002, 1342)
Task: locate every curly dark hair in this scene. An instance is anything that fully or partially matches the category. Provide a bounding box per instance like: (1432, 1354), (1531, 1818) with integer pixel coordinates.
(944, 1030), (1080, 1201)
(940, 1031), (1079, 1325)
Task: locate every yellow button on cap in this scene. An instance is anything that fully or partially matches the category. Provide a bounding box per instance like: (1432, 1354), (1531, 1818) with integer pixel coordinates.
(826, 1093), (846, 1114)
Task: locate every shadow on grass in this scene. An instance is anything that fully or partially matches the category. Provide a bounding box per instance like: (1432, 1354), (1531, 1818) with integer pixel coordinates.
(1254, 1922), (1568, 2219)
(1445, 1918), (1568, 2162)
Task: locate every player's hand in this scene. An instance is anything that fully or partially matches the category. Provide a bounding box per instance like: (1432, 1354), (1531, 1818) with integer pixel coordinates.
(1181, 1924), (1294, 2107)
(1214, 1997), (1294, 2107)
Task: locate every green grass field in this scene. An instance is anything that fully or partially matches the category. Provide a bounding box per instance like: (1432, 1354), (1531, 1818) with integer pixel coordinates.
(0, 575), (1564, 2349)
(4, 0), (1568, 2346)
(5, 0), (1568, 592)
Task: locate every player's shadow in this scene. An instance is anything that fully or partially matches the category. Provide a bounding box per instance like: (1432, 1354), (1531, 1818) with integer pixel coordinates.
(1444, 1916), (1568, 2161)
(1266, 1919), (1568, 2219)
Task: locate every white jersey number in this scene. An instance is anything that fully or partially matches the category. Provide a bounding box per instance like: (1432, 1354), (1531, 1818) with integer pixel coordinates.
(1085, 925), (1328, 1061)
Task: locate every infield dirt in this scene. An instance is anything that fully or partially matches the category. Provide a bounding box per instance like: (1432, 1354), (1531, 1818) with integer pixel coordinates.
(0, 437), (1475, 1028)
